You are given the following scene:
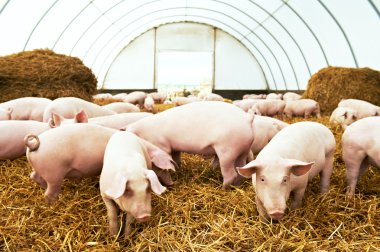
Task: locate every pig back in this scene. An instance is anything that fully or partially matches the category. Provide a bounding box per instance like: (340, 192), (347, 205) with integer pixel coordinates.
(127, 101), (254, 155)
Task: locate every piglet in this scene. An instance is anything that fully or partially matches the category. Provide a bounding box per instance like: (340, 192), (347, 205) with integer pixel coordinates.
(100, 131), (176, 237)
(237, 122), (335, 222)
(329, 107), (357, 129)
(338, 99), (379, 118)
(102, 102), (140, 113)
(0, 97), (51, 121)
(25, 124), (118, 204)
(249, 100), (286, 118)
(42, 97), (115, 122)
(284, 99), (321, 118)
(144, 96), (155, 112)
(342, 116), (380, 198)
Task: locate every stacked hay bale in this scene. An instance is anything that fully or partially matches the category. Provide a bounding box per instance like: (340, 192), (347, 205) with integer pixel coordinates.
(0, 49), (97, 102)
(303, 66), (380, 114)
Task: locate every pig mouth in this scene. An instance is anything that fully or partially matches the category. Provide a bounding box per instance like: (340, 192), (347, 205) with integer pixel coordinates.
(135, 215), (151, 223)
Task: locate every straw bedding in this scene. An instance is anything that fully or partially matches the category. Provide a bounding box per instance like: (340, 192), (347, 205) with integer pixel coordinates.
(303, 66), (380, 114)
(0, 49), (97, 102)
(0, 107), (379, 251)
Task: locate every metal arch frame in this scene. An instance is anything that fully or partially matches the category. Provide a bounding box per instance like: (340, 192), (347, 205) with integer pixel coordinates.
(214, 0), (301, 89)
(52, 0), (93, 50)
(23, 0), (60, 50)
(282, 0), (329, 66)
(247, 0), (312, 77)
(368, 0), (380, 18)
(86, 7), (286, 90)
(91, 9), (280, 90)
(318, 0), (358, 67)
(0, 0), (10, 15)
(69, 0), (126, 55)
(99, 17), (274, 90)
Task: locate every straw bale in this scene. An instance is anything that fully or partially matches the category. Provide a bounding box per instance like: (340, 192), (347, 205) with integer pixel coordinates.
(303, 66), (380, 114)
(0, 49), (97, 102)
(0, 113), (379, 251)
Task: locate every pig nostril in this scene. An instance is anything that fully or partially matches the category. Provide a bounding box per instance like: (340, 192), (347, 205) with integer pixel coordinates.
(268, 211), (285, 220)
(135, 215), (151, 223)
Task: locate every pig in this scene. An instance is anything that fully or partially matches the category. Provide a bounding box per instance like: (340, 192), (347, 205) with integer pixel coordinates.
(25, 124), (118, 204)
(202, 93), (224, 101)
(42, 97), (115, 122)
(147, 92), (166, 104)
(100, 131), (176, 237)
(329, 107), (358, 129)
(144, 96), (155, 112)
(93, 93), (113, 99)
(237, 122), (335, 222)
(112, 93), (129, 101)
(122, 91), (147, 108)
(282, 92), (302, 101)
(266, 93), (283, 100)
(102, 102), (140, 113)
(251, 116), (289, 156)
(248, 100), (286, 118)
(243, 94), (266, 99)
(342, 117), (380, 198)
(338, 99), (379, 119)
(127, 101), (254, 188)
(0, 97), (51, 121)
(0, 120), (52, 160)
(0, 107), (12, 120)
(51, 110), (153, 130)
(284, 99), (321, 118)
(233, 99), (260, 112)
(172, 96), (200, 106)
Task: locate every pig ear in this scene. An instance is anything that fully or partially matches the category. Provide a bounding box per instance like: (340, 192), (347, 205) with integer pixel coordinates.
(286, 159), (314, 176)
(74, 110), (88, 123)
(145, 170), (166, 195)
(151, 150), (178, 171)
(50, 113), (64, 127)
(104, 173), (128, 199)
(237, 160), (262, 178)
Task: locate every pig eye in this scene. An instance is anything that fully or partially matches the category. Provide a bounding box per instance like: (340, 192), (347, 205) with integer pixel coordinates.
(260, 176), (265, 182)
(282, 176), (289, 183)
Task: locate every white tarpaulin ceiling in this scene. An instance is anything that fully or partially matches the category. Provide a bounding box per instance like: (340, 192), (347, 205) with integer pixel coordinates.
(0, 0), (379, 90)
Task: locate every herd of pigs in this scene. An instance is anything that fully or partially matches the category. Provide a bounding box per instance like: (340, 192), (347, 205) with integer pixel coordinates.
(0, 91), (379, 237)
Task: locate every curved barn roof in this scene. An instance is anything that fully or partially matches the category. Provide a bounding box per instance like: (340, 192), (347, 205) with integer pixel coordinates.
(0, 0), (379, 90)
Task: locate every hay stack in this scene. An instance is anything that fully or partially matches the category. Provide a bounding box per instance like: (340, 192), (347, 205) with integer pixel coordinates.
(303, 66), (380, 114)
(0, 49), (97, 102)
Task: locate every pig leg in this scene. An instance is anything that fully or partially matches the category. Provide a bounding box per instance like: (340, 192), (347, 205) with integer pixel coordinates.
(217, 155), (239, 188)
(233, 154), (249, 186)
(44, 180), (63, 204)
(320, 153), (334, 193)
(124, 214), (135, 237)
(30, 171), (47, 189)
(103, 197), (120, 236)
(290, 186), (307, 210)
(210, 156), (220, 170)
(152, 166), (174, 186)
(344, 149), (367, 198)
(172, 152), (181, 169)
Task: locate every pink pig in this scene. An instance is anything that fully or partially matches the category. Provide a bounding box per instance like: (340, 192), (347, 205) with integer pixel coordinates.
(102, 102), (140, 113)
(122, 91), (147, 108)
(100, 131), (175, 237)
(249, 100), (286, 118)
(127, 101), (254, 188)
(329, 107), (358, 129)
(0, 107), (12, 120)
(342, 117), (380, 198)
(0, 97), (51, 121)
(237, 122), (335, 222)
(0, 120), (52, 160)
(144, 96), (155, 112)
(25, 124), (118, 204)
(284, 99), (321, 118)
(42, 97), (115, 122)
(338, 99), (379, 119)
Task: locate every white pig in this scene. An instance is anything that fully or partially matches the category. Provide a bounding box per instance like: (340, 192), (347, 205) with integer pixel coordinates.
(233, 99), (260, 112)
(102, 102), (140, 113)
(338, 99), (379, 119)
(266, 93), (283, 100)
(284, 99), (321, 118)
(0, 97), (51, 121)
(127, 101), (254, 188)
(249, 100), (286, 118)
(329, 107), (358, 129)
(144, 96), (155, 112)
(342, 117), (380, 198)
(237, 122), (335, 222)
(42, 97), (115, 122)
(0, 107), (12, 120)
(25, 124), (118, 204)
(282, 92), (302, 101)
(100, 131), (175, 237)
(122, 91), (147, 108)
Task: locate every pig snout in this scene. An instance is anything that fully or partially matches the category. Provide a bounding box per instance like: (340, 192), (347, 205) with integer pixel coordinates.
(135, 214), (151, 223)
(268, 210), (285, 220)
(24, 134), (40, 151)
